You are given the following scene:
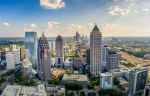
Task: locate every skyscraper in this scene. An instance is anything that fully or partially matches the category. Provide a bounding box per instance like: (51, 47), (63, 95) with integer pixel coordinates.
(101, 45), (120, 72)
(20, 48), (27, 61)
(90, 25), (102, 76)
(37, 33), (51, 81)
(75, 32), (81, 42)
(55, 35), (64, 67)
(102, 45), (109, 72)
(107, 51), (120, 71)
(25, 32), (37, 67)
(128, 69), (148, 96)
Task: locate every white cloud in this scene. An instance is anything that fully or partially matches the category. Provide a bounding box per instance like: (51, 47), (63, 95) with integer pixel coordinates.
(109, 0), (150, 16)
(112, 0), (138, 2)
(3, 22), (10, 27)
(48, 21), (60, 29)
(24, 23), (38, 32)
(142, 8), (150, 12)
(70, 24), (84, 30)
(30, 24), (37, 28)
(40, 0), (65, 9)
(46, 21), (89, 36)
(108, 6), (130, 16)
(101, 20), (150, 37)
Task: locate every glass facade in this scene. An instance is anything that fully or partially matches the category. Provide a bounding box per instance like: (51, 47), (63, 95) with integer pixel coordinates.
(25, 32), (37, 67)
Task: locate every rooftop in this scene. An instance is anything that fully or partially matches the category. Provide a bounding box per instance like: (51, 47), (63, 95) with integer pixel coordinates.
(62, 74), (88, 82)
(1, 85), (47, 96)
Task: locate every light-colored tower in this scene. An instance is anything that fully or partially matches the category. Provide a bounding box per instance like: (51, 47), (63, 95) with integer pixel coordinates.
(55, 35), (64, 67)
(90, 25), (102, 76)
(37, 33), (51, 81)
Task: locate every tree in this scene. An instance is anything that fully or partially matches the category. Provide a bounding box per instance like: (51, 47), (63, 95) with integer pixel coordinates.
(0, 77), (6, 85)
(15, 71), (38, 86)
(48, 79), (60, 85)
(99, 89), (123, 96)
(89, 77), (100, 87)
(113, 77), (120, 86)
(65, 82), (83, 91)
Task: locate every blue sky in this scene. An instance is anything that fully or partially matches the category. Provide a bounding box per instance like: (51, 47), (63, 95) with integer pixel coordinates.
(0, 0), (150, 37)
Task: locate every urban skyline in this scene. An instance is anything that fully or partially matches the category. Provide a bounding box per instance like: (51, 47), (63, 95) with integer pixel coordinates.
(0, 1), (150, 96)
(0, 24), (149, 96)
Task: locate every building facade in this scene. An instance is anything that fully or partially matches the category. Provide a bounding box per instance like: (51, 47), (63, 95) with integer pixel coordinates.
(100, 72), (113, 89)
(101, 45), (120, 72)
(37, 33), (51, 81)
(55, 35), (64, 67)
(90, 25), (102, 76)
(107, 51), (120, 71)
(6, 50), (20, 70)
(20, 48), (27, 61)
(1, 85), (47, 96)
(128, 69), (148, 96)
(144, 85), (150, 96)
(25, 32), (37, 67)
(75, 32), (81, 42)
(101, 45), (109, 72)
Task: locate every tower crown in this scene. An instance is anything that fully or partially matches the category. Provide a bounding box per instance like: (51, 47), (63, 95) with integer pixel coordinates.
(91, 24), (102, 36)
(92, 24), (100, 32)
(56, 35), (63, 41)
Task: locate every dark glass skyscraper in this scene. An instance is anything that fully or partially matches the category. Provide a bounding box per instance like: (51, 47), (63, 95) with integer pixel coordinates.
(75, 32), (81, 42)
(37, 33), (51, 81)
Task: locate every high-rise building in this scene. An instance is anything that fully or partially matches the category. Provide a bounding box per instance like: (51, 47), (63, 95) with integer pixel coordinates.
(73, 58), (82, 70)
(86, 48), (90, 65)
(55, 35), (64, 67)
(101, 45), (109, 72)
(101, 45), (120, 72)
(90, 25), (102, 76)
(0, 50), (6, 61)
(107, 51), (120, 71)
(20, 48), (27, 61)
(25, 32), (37, 67)
(75, 32), (81, 42)
(128, 69), (148, 96)
(37, 33), (51, 81)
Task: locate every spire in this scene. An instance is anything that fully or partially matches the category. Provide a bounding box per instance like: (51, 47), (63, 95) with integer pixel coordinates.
(93, 24), (100, 31)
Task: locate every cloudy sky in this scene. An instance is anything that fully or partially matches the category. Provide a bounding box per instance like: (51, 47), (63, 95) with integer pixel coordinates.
(0, 0), (150, 37)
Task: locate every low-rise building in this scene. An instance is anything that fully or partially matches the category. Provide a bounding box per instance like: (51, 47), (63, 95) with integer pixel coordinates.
(144, 84), (150, 96)
(6, 50), (20, 70)
(22, 58), (34, 77)
(46, 85), (65, 96)
(1, 84), (47, 96)
(62, 73), (89, 85)
(100, 72), (113, 89)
